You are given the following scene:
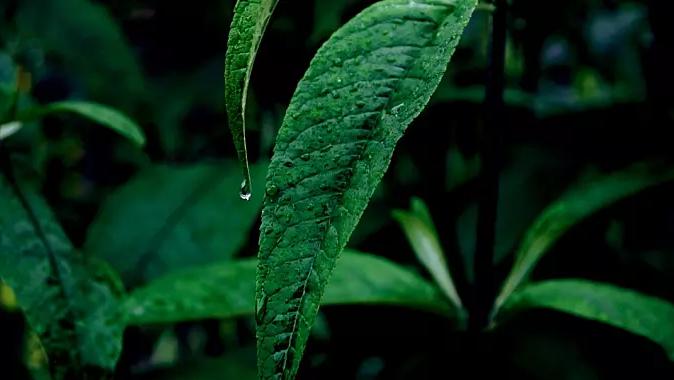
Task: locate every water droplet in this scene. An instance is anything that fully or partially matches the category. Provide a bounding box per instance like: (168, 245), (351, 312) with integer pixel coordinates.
(240, 179), (252, 201)
(356, 101), (366, 108)
(283, 160), (294, 168)
(301, 153), (311, 161)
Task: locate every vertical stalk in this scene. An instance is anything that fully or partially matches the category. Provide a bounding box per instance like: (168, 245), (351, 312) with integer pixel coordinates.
(471, 0), (507, 332)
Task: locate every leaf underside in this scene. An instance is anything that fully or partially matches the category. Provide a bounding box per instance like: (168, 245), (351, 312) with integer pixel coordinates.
(494, 162), (674, 313)
(123, 250), (450, 325)
(0, 176), (123, 379)
(500, 279), (674, 361)
(255, 1), (476, 378)
(225, 0), (279, 198)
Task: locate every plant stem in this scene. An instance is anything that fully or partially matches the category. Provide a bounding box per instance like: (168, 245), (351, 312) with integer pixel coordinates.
(471, 0), (507, 332)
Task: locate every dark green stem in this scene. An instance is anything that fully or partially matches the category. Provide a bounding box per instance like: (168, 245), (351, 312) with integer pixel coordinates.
(470, 0), (507, 332)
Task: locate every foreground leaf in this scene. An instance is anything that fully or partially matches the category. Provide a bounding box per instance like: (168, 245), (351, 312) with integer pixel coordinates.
(494, 162), (674, 313)
(499, 279), (674, 360)
(18, 101), (145, 146)
(225, 0), (279, 199)
(0, 176), (123, 378)
(393, 198), (463, 309)
(256, 1), (476, 378)
(124, 251), (450, 325)
(86, 161), (266, 285)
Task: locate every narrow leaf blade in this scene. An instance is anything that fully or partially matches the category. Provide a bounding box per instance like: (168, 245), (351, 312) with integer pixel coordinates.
(393, 199), (462, 309)
(20, 101), (145, 146)
(499, 279), (674, 360)
(494, 162), (674, 313)
(256, 1), (477, 378)
(123, 251), (450, 325)
(225, 0), (279, 199)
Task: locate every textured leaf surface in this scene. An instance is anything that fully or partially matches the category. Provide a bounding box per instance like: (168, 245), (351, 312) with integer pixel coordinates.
(225, 0), (279, 198)
(86, 161), (266, 285)
(0, 176), (123, 378)
(494, 162), (674, 313)
(500, 279), (674, 360)
(19, 101), (146, 146)
(393, 197), (463, 309)
(124, 251), (449, 325)
(256, 1), (476, 378)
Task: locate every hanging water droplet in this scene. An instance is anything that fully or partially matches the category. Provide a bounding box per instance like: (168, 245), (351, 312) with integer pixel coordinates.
(240, 179), (252, 201)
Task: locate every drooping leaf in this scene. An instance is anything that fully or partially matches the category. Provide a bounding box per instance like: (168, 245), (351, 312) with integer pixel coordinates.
(255, 1), (477, 378)
(123, 250), (450, 325)
(16, 0), (145, 108)
(86, 161), (267, 286)
(499, 279), (674, 360)
(494, 162), (674, 314)
(393, 197), (463, 309)
(18, 101), (145, 146)
(225, 0), (279, 199)
(0, 175), (124, 378)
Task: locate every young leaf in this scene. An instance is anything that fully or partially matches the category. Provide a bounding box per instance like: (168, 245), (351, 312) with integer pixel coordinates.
(18, 101), (146, 146)
(494, 162), (674, 314)
(0, 175), (124, 378)
(256, 1), (477, 378)
(123, 250), (451, 325)
(393, 198), (463, 309)
(86, 161), (267, 286)
(498, 279), (674, 360)
(225, 0), (279, 199)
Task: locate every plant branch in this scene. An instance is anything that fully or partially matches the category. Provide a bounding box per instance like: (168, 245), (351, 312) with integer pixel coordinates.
(471, 0), (507, 332)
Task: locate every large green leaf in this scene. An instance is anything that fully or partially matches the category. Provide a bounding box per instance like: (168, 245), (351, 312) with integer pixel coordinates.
(256, 1), (476, 378)
(393, 197), (463, 309)
(0, 176), (123, 378)
(16, 0), (145, 108)
(494, 162), (674, 314)
(123, 250), (450, 325)
(18, 101), (146, 146)
(224, 0), (279, 200)
(499, 279), (674, 360)
(86, 161), (267, 286)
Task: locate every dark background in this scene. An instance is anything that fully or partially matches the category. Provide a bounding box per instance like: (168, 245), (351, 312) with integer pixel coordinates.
(2, 0), (674, 378)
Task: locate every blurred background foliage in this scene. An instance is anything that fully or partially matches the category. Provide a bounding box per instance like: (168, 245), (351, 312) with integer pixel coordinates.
(1, 0), (673, 378)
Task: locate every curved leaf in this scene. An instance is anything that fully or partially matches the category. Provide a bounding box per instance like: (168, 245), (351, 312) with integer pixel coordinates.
(225, 0), (279, 199)
(393, 198), (463, 309)
(499, 279), (674, 360)
(19, 101), (145, 146)
(0, 176), (123, 378)
(86, 161), (267, 286)
(494, 162), (674, 314)
(256, 1), (477, 378)
(123, 251), (450, 325)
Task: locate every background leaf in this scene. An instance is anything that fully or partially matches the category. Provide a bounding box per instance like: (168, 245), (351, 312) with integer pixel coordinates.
(123, 250), (450, 326)
(393, 197), (463, 309)
(19, 101), (146, 146)
(256, 1), (477, 378)
(86, 161), (267, 286)
(498, 279), (674, 360)
(0, 175), (123, 378)
(225, 0), (279, 199)
(494, 162), (674, 314)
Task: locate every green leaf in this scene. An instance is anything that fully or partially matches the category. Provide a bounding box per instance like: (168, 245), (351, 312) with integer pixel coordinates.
(0, 121), (23, 140)
(123, 250), (450, 325)
(225, 0), (280, 200)
(18, 101), (145, 146)
(86, 161), (267, 286)
(499, 279), (674, 360)
(255, 1), (476, 378)
(0, 175), (123, 378)
(0, 52), (17, 120)
(393, 197), (463, 309)
(494, 162), (674, 314)
(16, 0), (145, 108)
